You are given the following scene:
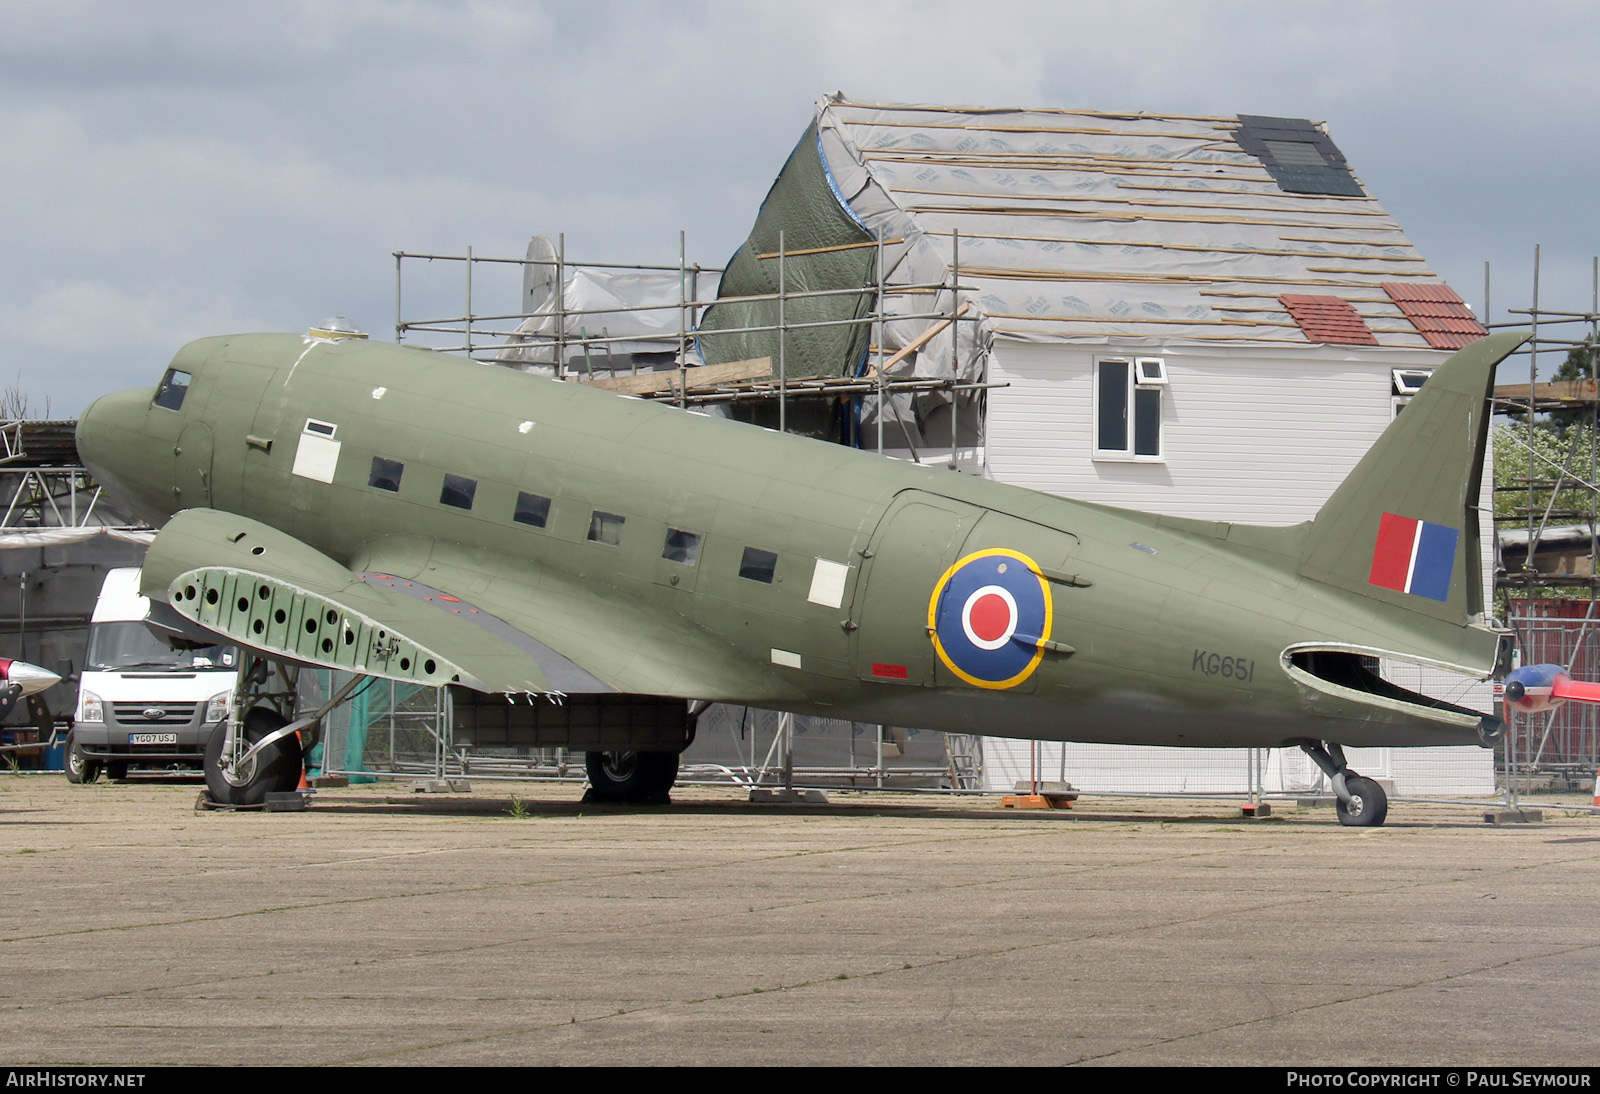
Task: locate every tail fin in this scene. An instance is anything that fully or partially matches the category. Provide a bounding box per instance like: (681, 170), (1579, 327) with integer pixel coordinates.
(1298, 331), (1527, 623)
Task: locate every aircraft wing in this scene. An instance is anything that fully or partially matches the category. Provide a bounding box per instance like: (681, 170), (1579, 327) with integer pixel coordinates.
(139, 507), (773, 698)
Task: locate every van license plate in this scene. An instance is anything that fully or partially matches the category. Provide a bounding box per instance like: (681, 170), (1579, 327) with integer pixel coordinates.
(129, 733), (178, 745)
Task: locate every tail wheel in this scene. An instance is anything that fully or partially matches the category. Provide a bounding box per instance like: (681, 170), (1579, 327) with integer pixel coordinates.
(64, 732), (100, 785)
(1335, 774), (1389, 827)
(204, 708), (303, 807)
(584, 750), (678, 804)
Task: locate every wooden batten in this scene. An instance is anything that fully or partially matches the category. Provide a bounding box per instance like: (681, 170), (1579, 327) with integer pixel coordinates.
(578, 357), (772, 395)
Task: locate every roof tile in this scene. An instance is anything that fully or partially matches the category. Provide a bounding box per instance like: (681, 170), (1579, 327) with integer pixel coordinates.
(1279, 294), (1378, 345)
(1382, 282), (1462, 303)
(1382, 281), (1487, 349)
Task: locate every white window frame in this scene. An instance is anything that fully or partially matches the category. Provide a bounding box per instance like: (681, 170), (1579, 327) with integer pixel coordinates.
(1135, 358), (1168, 386)
(1392, 367), (1433, 418)
(1094, 356), (1166, 461)
(1392, 368), (1432, 396)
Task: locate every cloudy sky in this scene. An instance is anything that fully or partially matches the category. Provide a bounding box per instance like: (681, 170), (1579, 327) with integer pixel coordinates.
(4, 0), (1596, 416)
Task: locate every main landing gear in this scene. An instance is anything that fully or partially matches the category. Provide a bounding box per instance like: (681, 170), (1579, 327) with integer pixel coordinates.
(204, 707), (303, 807)
(202, 654), (360, 808)
(579, 699), (701, 805)
(1299, 741), (1388, 827)
(583, 750), (679, 805)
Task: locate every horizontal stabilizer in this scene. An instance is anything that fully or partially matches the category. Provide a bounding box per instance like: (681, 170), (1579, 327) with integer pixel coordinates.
(1552, 674), (1600, 705)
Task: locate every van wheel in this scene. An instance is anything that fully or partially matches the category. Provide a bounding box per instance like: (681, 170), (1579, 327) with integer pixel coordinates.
(65, 733), (100, 785)
(204, 709), (302, 807)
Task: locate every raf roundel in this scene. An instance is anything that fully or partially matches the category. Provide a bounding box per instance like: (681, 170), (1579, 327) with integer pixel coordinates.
(928, 549), (1052, 689)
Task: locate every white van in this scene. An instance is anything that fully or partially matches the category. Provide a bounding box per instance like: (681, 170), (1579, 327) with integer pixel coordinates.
(66, 568), (238, 783)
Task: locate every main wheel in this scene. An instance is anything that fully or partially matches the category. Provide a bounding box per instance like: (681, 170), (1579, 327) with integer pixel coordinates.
(584, 750), (678, 804)
(64, 732), (100, 785)
(1336, 774), (1388, 827)
(204, 708), (303, 807)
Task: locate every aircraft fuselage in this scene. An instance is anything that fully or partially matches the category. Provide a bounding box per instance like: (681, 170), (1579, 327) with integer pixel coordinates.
(78, 333), (1505, 750)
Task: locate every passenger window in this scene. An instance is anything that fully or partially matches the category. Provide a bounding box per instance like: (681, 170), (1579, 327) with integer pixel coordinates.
(662, 529), (702, 565)
(587, 510), (625, 546)
(440, 474), (477, 510)
(152, 369), (191, 411)
(369, 457), (404, 492)
(514, 492), (551, 528)
(739, 546), (778, 583)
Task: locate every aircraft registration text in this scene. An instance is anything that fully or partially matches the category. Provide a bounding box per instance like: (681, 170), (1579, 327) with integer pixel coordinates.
(1191, 649), (1255, 682)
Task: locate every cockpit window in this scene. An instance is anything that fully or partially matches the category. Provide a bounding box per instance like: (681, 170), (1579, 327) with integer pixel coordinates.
(153, 369), (191, 411)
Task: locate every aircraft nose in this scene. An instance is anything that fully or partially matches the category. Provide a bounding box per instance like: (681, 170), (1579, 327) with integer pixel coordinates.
(76, 387), (156, 487)
(76, 386), (172, 523)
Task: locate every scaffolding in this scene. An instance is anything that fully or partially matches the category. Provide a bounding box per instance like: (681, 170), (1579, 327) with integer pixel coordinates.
(317, 691), (963, 792)
(1490, 247), (1600, 794)
(393, 230), (993, 466)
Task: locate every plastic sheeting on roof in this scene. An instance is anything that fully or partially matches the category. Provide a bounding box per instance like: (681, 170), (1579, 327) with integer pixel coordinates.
(807, 95), (1468, 362)
(698, 121), (879, 392)
(0, 528), (153, 549)
(496, 235), (721, 369)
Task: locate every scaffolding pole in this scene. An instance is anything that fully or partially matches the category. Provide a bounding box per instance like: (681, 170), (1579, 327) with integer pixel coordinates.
(1490, 247), (1600, 793)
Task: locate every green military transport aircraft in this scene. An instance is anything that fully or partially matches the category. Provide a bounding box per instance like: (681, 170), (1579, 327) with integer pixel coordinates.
(75, 328), (1528, 826)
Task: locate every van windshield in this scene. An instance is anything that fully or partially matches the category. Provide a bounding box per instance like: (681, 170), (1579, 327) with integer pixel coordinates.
(86, 622), (235, 672)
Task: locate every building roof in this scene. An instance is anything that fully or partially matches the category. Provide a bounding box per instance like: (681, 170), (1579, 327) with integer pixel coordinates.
(814, 97), (1485, 351)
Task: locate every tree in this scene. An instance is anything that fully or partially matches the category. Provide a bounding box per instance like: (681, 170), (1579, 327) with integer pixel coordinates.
(1546, 340), (1598, 436)
(1493, 418), (1599, 522)
(1494, 337), (1600, 525)
(0, 374), (50, 420)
